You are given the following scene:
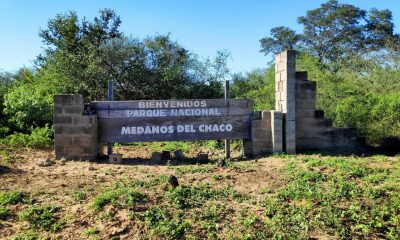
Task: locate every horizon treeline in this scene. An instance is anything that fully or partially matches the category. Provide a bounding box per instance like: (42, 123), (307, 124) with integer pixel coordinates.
(1, 0), (400, 147)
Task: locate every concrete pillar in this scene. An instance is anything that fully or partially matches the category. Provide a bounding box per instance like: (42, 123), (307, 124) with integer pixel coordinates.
(275, 50), (296, 154)
(271, 110), (283, 153)
(243, 111), (274, 157)
(54, 94), (98, 160)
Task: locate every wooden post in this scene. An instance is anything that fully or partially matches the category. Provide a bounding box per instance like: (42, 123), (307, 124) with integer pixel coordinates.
(107, 80), (114, 155)
(225, 80), (230, 159)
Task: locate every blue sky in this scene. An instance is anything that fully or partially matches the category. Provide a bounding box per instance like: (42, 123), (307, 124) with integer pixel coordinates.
(1, 0), (400, 73)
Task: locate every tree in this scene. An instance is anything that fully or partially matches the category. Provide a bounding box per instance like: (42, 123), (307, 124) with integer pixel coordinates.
(260, 27), (301, 55)
(38, 10), (226, 101)
(260, 0), (399, 64)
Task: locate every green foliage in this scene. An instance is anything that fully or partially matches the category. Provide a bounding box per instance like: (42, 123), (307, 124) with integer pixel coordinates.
(9, 231), (40, 240)
(0, 190), (29, 205)
(1, 126), (53, 148)
(19, 205), (64, 232)
(37, 10), (225, 102)
(261, 156), (400, 239)
(295, 52), (400, 143)
(0, 206), (9, 220)
(143, 206), (191, 239)
(260, 26), (301, 55)
(231, 67), (275, 110)
(81, 227), (99, 237)
(3, 70), (59, 132)
(167, 184), (243, 209)
(89, 187), (147, 211)
(0, 71), (15, 137)
(260, 0), (399, 64)
(73, 191), (87, 201)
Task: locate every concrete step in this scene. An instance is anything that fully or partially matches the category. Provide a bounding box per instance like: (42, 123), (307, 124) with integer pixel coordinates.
(315, 119), (333, 128)
(295, 80), (316, 91)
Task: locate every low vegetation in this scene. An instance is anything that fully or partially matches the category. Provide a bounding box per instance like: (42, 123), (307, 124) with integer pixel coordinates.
(1, 145), (399, 239)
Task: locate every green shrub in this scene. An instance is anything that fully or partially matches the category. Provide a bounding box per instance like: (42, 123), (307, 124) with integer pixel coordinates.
(1, 126), (53, 148)
(143, 206), (191, 239)
(167, 184), (231, 209)
(73, 191), (87, 201)
(0, 190), (29, 205)
(89, 187), (147, 211)
(81, 227), (99, 237)
(19, 205), (64, 231)
(0, 207), (8, 220)
(4, 81), (55, 131)
(10, 231), (40, 240)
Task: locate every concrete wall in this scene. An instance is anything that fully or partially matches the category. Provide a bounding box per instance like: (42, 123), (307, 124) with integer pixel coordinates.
(294, 71), (367, 154)
(272, 50), (367, 155)
(54, 95), (98, 160)
(243, 110), (283, 157)
(275, 50), (296, 153)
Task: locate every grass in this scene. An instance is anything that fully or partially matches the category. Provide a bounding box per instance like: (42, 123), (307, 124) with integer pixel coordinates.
(0, 206), (8, 220)
(9, 231), (41, 240)
(73, 191), (87, 201)
(143, 206), (191, 239)
(81, 226), (99, 237)
(18, 205), (65, 232)
(0, 190), (29, 205)
(260, 155), (400, 239)
(89, 186), (147, 211)
(2, 150), (400, 239)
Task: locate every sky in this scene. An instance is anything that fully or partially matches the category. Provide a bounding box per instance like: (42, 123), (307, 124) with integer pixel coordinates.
(1, 0), (400, 74)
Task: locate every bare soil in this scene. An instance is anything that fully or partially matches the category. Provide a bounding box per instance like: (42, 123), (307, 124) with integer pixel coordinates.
(0, 146), (287, 239)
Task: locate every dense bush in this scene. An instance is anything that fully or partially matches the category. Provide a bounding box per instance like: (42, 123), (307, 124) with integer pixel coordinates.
(231, 67), (275, 110)
(1, 126), (53, 148)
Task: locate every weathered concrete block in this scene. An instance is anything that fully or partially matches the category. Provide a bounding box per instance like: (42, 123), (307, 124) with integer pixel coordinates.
(55, 136), (73, 146)
(109, 154), (123, 164)
(253, 141), (272, 150)
(285, 120), (296, 154)
(64, 146), (84, 155)
(252, 120), (270, 130)
(54, 116), (72, 124)
(54, 125), (82, 135)
(253, 111), (261, 120)
(64, 105), (84, 115)
(271, 111), (283, 153)
(151, 152), (162, 161)
(295, 71), (308, 81)
(82, 124), (97, 134)
(197, 153), (209, 163)
(54, 106), (63, 114)
(162, 150), (171, 160)
(297, 100), (316, 110)
(174, 150), (184, 159)
(73, 115), (97, 125)
(54, 94), (98, 161)
(83, 146), (98, 155)
(243, 139), (253, 157)
(296, 81), (316, 91)
(73, 136), (96, 146)
(296, 90), (316, 101)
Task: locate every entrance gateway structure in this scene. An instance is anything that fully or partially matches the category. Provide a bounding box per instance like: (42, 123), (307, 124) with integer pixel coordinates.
(53, 50), (367, 160)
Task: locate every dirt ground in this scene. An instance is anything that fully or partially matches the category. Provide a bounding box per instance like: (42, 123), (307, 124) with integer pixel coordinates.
(0, 146), (288, 239)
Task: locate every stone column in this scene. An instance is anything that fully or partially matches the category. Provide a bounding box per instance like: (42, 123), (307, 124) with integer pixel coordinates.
(54, 94), (98, 160)
(275, 50), (296, 154)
